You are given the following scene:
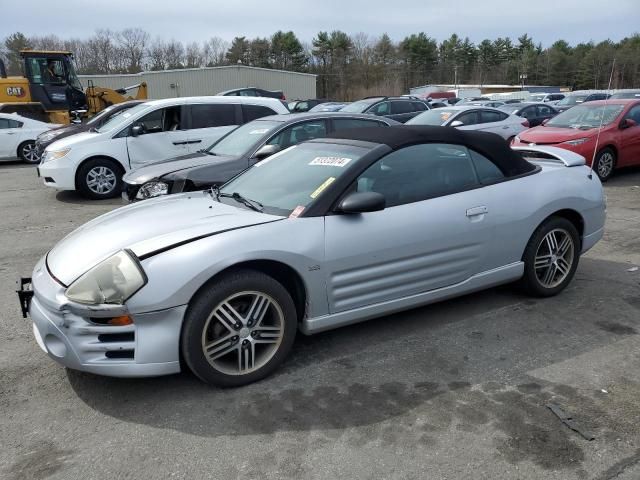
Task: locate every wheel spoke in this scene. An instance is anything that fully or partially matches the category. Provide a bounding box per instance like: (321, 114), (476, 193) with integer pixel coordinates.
(246, 294), (271, 327)
(557, 235), (572, 256)
(535, 254), (552, 270)
(204, 334), (234, 357)
(542, 264), (556, 286)
(556, 258), (571, 276)
(214, 302), (244, 331)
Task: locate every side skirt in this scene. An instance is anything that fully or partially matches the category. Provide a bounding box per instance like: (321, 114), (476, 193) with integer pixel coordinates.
(301, 262), (524, 335)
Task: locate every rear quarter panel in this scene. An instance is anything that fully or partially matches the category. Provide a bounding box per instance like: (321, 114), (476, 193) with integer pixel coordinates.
(487, 163), (604, 268)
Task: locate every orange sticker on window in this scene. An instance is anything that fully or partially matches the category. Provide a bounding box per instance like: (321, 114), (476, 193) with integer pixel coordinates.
(289, 205), (305, 218)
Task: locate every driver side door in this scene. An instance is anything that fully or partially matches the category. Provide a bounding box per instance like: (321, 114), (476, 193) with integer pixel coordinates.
(323, 143), (494, 313)
(125, 106), (191, 169)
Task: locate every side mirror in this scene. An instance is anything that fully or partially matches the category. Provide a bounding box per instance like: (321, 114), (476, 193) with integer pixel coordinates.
(131, 125), (144, 137)
(450, 120), (464, 127)
(338, 191), (386, 214)
(253, 144), (281, 159)
(621, 118), (637, 129)
(541, 118), (550, 126)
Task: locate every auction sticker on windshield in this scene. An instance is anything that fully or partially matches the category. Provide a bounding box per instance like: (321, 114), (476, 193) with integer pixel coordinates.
(289, 206), (305, 218)
(310, 177), (336, 199)
(309, 157), (352, 167)
(249, 128), (270, 134)
(440, 112), (452, 121)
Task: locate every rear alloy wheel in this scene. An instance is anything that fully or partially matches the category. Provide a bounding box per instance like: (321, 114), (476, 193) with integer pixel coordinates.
(182, 270), (297, 387)
(77, 158), (123, 200)
(521, 217), (580, 297)
(18, 141), (40, 164)
(593, 148), (616, 182)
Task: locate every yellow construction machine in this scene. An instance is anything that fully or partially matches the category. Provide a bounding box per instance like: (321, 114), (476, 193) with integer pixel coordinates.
(0, 50), (147, 124)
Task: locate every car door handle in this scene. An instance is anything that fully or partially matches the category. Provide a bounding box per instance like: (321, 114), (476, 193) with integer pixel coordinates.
(466, 206), (488, 217)
(502, 125), (510, 129)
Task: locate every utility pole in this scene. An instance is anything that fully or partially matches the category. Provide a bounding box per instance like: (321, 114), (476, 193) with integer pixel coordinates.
(454, 65), (458, 89)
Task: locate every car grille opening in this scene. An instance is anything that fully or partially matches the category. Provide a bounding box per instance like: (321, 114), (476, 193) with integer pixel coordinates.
(97, 332), (135, 343)
(105, 350), (135, 359)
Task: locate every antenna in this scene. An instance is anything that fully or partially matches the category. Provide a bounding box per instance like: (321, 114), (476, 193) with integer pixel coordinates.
(589, 58), (615, 179)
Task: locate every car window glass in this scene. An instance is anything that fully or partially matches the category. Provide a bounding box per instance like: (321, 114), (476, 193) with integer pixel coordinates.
(243, 104), (277, 122)
(0, 118), (10, 129)
(267, 120), (327, 148)
(521, 107), (537, 119)
(456, 111), (478, 125)
(10, 119), (23, 128)
(135, 109), (165, 134)
(355, 143), (479, 207)
(390, 101), (415, 114)
(369, 102), (390, 115)
(293, 101), (308, 112)
(332, 118), (386, 131)
(470, 150), (505, 184)
(625, 105), (640, 124)
(191, 104), (237, 129)
(239, 89), (257, 97)
(537, 105), (552, 115)
(480, 110), (508, 123)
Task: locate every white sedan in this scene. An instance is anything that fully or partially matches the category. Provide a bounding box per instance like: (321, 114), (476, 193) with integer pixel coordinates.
(406, 106), (529, 141)
(0, 113), (60, 164)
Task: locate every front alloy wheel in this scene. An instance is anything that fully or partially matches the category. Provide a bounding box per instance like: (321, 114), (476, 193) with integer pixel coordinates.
(182, 269), (297, 387)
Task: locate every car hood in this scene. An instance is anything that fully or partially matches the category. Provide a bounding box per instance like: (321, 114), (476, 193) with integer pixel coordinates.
(123, 152), (232, 184)
(45, 130), (102, 150)
(38, 123), (85, 142)
(46, 194), (283, 285)
(518, 126), (597, 144)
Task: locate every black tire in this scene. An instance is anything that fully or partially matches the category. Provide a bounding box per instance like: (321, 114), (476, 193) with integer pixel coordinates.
(593, 147), (616, 182)
(18, 140), (40, 164)
(76, 157), (123, 200)
(181, 269), (297, 387)
(520, 217), (580, 297)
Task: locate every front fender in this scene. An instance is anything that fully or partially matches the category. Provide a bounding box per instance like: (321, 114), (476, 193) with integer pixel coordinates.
(127, 217), (327, 318)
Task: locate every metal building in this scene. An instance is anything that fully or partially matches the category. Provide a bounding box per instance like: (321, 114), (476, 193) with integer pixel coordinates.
(79, 65), (317, 100)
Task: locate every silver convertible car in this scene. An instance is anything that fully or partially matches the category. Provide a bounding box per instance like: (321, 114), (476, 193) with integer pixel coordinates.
(19, 126), (605, 386)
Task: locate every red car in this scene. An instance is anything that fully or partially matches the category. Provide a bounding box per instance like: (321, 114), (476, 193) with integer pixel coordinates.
(512, 99), (640, 181)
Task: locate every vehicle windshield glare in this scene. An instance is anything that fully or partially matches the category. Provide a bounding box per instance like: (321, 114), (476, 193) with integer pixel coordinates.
(556, 95), (588, 106)
(499, 105), (521, 114)
(610, 91), (640, 99)
(546, 104), (624, 129)
(405, 109), (457, 126)
(208, 120), (281, 157)
(530, 94), (546, 101)
(340, 99), (378, 113)
(220, 142), (368, 216)
(96, 103), (154, 133)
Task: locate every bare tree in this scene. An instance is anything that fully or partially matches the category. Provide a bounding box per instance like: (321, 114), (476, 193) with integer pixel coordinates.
(118, 28), (149, 73)
(147, 38), (168, 71)
(203, 36), (228, 66)
(184, 41), (203, 68)
(164, 39), (184, 69)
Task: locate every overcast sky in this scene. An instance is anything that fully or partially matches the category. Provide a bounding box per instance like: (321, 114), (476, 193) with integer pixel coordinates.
(13, 0), (640, 46)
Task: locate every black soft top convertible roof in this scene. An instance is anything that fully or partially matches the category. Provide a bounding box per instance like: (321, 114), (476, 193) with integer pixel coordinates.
(325, 125), (536, 177)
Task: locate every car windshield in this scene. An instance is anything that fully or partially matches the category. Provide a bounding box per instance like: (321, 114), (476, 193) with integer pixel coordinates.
(86, 106), (115, 126)
(95, 103), (154, 133)
(340, 99), (378, 113)
(610, 91), (640, 99)
(405, 109), (457, 126)
(556, 95), (588, 106)
(208, 120), (282, 157)
(546, 104), (624, 129)
(220, 142), (368, 216)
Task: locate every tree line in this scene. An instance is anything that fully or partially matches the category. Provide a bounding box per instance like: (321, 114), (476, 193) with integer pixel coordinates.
(2, 29), (639, 100)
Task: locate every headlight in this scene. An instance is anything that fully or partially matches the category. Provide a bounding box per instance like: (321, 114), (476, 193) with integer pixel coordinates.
(563, 137), (590, 146)
(514, 136), (520, 143)
(41, 148), (71, 163)
(65, 250), (147, 305)
(136, 181), (169, 199)
(39, 130), (63, 142)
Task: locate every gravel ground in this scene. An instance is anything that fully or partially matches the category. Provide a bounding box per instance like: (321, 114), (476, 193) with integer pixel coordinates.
(1, 161), (639, 480)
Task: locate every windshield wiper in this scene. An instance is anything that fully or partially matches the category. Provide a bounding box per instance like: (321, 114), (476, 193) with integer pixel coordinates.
(219, 191), (263, 212)
(199, 149), (216, 155)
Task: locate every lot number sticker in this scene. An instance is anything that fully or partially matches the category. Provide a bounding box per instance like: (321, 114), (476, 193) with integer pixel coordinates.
(309, 157), (352, 167)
